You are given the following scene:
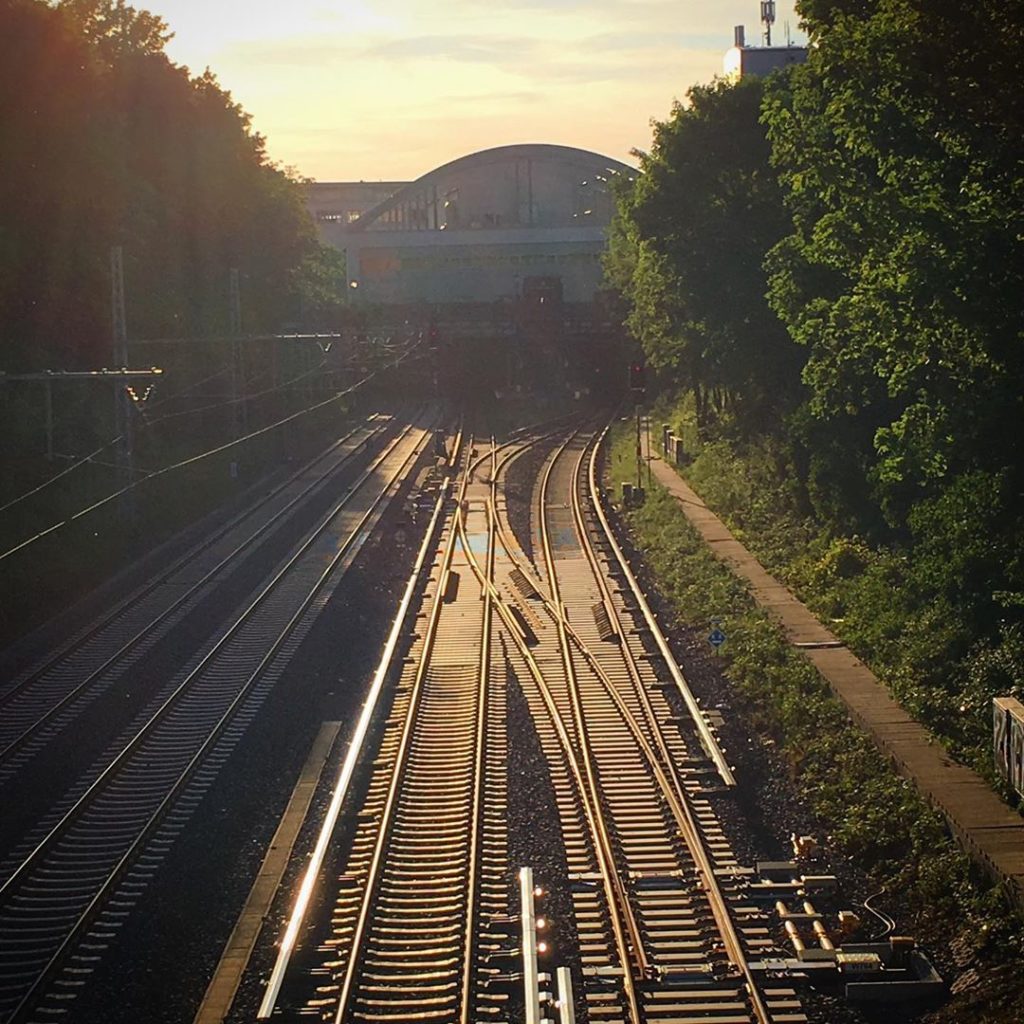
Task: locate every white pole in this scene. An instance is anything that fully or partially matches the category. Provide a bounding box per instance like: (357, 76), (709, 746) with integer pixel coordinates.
(520, 867), (540, 1024)
(556, 966), (575, 1024)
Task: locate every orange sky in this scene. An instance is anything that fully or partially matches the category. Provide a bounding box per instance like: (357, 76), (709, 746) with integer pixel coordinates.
(145, 1), (805, 182)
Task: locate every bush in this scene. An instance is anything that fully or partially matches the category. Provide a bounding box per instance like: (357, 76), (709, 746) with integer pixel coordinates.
(605, 420), (1024, 972)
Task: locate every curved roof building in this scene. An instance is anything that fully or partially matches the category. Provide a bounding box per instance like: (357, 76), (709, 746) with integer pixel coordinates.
(306, 144), (635, 305)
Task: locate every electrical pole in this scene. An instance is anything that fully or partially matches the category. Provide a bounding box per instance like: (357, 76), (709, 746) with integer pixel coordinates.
(629, 362), (646, 496)
(645, 414), (652, 489)
(111, 246), (135, 523)
(229, 267), (246, 438)
(635, 403), (643, 492)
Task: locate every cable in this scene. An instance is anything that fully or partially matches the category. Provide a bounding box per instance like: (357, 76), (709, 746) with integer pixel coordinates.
(0, 441), (122, 517)
(138, 357), (328, 428)
(862, 889), (896, 940)
(142, 366), (230, 411)
(0, 337), (423, 563)
(0, 365), (237, 515)
(0, 336), (395, 516)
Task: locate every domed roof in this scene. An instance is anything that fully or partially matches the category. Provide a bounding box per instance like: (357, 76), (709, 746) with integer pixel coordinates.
(351, 143), (635, 231)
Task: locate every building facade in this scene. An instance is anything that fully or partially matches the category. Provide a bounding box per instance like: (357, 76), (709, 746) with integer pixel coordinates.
(305, 144), (635, 306)
(723, 24), (807, 79)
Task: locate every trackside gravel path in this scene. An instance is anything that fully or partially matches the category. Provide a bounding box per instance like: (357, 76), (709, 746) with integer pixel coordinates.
(644, 448), (1024, 906)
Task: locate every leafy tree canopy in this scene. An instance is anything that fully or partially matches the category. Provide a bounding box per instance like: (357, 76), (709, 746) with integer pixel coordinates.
(606, 77), (805, 437)
(0, 0), (342, 370)
(58, 0), (171, 59)
(764, 0), (1024, 524)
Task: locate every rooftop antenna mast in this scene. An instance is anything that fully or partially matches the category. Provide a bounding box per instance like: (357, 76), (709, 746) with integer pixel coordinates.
(761, 0), (776, 45)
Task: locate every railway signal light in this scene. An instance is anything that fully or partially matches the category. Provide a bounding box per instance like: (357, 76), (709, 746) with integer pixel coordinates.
(628, 362), (646, 392)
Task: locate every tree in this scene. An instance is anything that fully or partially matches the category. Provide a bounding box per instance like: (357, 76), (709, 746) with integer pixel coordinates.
(606, 77), (804, 437)
(0, 0), (115, 367)
(765, 0), (1024, 527)
(0, 0), (334, 371)
(764, 0), (1024, 662)
(58, 0), (171, 60)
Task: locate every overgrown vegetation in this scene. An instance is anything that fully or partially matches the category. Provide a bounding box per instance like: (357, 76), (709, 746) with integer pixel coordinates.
(651, 391), (1020, 784)
(606, 0), (1024, 787)
(0, 0), (363, 637)
(606, 426), (1024, 1021)
(0, 0), (346, 373)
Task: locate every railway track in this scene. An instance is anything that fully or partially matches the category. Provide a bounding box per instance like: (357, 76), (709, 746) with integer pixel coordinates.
(269, 439), (493, 1023)
(483, 426), (804, 1022)
(0, 413), (399, 789)
(252, 418), (808, 1024)
(0, 414), (437, 1024)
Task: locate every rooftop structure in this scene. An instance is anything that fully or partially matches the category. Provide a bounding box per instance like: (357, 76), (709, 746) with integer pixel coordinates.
(304, 181), (408, 228)
(724, 11), (807, 80)
(306, 144), (635, 306)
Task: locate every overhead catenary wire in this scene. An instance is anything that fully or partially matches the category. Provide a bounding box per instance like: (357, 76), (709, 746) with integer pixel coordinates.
(0, 366), (238, 516)
(0, 335), (416, 520)
(138, 357), (329, 427)
(0, 441), (122, 517)
(0, 338), (424, 564)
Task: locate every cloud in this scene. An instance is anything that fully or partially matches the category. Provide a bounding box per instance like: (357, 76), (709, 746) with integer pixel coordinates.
(219, 37), (360, 67)
(366, 35), (542, 63)
(581, 29), (724, 52)
(155, 0), (805, 180)
(457, 0), (677, 11)
(355, 29), (692, 86)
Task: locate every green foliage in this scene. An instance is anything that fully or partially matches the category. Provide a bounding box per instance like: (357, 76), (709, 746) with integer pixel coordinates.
(60, 0), (171, 59)
(607, 423), (1024, 990)
(654, 395), (1021, 771)
(290, 245), (348, 326)
(0, 0), (334, 370)
(764, 0), (1024, 527)
(610, 0), (1024, 800)
(607, 7), (1024, 1007)
(605, 77), (805, 438)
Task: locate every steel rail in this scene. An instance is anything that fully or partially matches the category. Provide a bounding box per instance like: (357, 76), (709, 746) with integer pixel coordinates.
(575, 433), (773, 1024)
(0, 417), (382, 710)
(490, 427), (770, 1021)
(255, 446), (458, 1018)
(0, 420), (395, 767)
(1, 422), (433, 1024)
(330, 442), (476, 1024)
(0, 423), (420, 903)
(456, 431), (643, 1024)
(494, 437), (731, 824)
(536, 432), (649, 992)
(587, 421), (735, 786)
(479, 424), (780, 1024)
(459, 439), (496, 1024)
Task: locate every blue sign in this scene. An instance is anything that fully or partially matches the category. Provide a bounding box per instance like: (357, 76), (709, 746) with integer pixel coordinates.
(708, 628), (726, 649)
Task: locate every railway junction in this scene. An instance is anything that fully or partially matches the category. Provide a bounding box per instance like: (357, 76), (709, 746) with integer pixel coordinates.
(0, 400), (955, 1024)
(0, 133), (1017, 1018)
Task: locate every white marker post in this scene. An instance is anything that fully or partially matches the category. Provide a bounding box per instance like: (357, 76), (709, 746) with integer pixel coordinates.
(520, 867), (540, 1024)
(556, 966), (575, 1024)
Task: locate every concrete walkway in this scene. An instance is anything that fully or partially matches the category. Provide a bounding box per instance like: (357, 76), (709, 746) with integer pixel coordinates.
(646, 451), (1024, 904)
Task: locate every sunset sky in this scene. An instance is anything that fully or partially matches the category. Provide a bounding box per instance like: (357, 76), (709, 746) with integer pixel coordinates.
(146, 0), (805, 182)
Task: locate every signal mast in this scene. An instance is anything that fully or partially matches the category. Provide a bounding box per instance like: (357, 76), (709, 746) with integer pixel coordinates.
(761, 0), (776, 45)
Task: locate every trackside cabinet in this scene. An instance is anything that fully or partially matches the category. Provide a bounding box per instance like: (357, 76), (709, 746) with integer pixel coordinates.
(993, 696), (1024, 797)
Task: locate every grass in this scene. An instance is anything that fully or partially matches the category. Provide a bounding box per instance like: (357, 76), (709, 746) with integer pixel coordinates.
(605, 420), (1024, 1022)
